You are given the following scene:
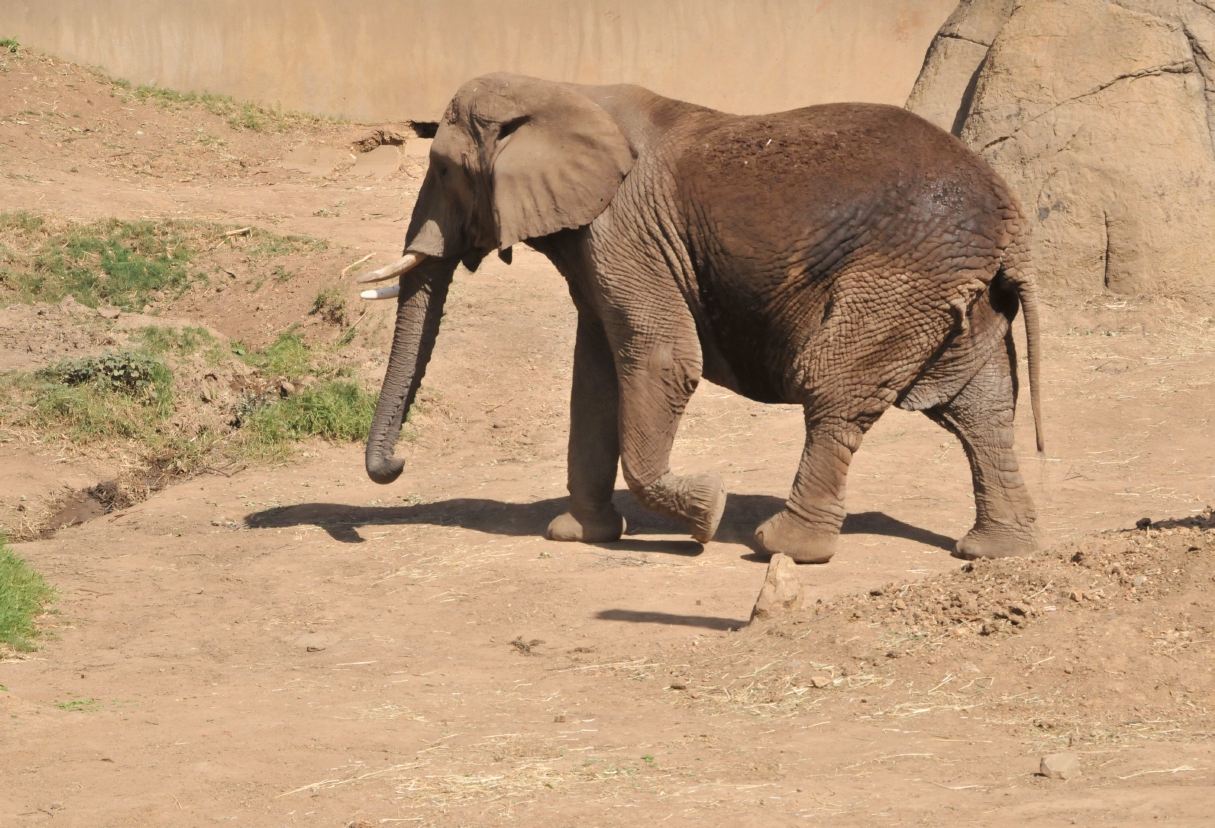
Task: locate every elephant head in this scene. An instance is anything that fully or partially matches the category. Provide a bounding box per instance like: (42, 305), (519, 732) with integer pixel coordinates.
(362, 74), (635, 484)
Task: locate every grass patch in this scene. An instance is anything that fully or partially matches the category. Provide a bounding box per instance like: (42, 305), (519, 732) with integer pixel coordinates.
(0, 38), (18, 54)
(0, 539), (53, 653)
(236, 332), (313, 379)
(241, 380), (375, 448)
(135, 324), (216, 357)
(311, 285), (347, 325)
(0, 213), (330, 310)
(55, 698), (101, 712)
(0, 212), (201, 310)
(113, 79), (336, 132)
(247, 230), (327, 258)
(20, 373), (169, 443)
(3, 329), (374, 474)
(38, 349), (173, 420)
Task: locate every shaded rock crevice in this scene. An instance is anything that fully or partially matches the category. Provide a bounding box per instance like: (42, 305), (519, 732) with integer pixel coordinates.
(937, 31), (994, 48)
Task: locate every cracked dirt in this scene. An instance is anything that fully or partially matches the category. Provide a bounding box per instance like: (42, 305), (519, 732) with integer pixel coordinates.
(3, 45), (1215, 828)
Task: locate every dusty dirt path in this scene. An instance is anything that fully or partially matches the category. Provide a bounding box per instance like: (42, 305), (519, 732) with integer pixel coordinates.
(4, 47), (1215, 827)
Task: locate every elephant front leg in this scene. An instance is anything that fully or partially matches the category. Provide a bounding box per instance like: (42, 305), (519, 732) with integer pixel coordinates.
(617, 345), (727, 545)
(924, 338), (1037, 559)
(755, 415), (864, 563)
(547, 313), (626, 543)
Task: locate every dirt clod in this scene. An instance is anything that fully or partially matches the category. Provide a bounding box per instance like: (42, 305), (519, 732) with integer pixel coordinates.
(511, 637), (543, 655)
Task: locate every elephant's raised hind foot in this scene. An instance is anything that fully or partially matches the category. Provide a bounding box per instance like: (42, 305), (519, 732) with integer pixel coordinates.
(754, 510), (838, 564)
(547, 507), (625, 543)
(953, 525), (1037, 560)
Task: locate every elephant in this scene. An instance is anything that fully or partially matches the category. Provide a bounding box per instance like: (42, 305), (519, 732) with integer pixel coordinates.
(358, 73), (1043, 564)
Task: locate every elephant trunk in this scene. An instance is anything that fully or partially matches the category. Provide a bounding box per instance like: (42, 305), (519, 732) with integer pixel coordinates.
(365, 258), (455, 484)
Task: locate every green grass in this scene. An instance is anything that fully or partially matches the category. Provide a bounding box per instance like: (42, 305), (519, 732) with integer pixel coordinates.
(0, 212), (201, 310)
(134, 324), (216, 357)
(55, 698), (101, 712)
(40, 349), (173, 414)
(21, 376), (169, 442)
(0, 213), (330, 311)
(0, 38), (18, 54)
(236, 332), (313, 379)
(0, 539), (53, 653)
(5, 327), (375, 469)
(241, 380), (375, 447)
(311, 285), (346, 325)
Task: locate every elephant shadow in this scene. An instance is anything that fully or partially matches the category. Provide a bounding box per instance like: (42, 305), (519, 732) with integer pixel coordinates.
(243, 490), (956, 556)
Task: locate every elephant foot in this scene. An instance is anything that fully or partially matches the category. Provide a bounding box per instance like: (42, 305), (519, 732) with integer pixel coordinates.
(953, 525), (1037, 560)
(686, 474), (727, 544)
(546, 507), (625, 544)
(633, 473), (727, 544)
(754, 510), (837, 564)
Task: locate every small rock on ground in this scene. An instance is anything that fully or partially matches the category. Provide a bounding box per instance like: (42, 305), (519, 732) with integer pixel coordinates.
(1040, 752), (1082, 780)
(751, 553), (803, 622)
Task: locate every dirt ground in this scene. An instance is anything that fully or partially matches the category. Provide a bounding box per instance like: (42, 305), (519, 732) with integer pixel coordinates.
(3, 47), (1215, 828)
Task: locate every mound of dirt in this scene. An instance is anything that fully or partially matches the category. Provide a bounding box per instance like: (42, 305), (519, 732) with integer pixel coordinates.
(0, 298), (117, 371)
(679, 515), (1215, 744)
(0, 43), (428, 188)
(908, 0), (1215, 299)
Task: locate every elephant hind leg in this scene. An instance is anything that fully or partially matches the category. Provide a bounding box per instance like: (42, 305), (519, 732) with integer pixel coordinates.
(924, 334), (1037, 559)
(754, 410), (880, 563)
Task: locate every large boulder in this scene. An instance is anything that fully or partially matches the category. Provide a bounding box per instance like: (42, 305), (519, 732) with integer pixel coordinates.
(908, 0), (1215, 297)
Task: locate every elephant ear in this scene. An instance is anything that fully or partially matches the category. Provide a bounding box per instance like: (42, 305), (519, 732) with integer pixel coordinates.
(486, 77), (635, 248)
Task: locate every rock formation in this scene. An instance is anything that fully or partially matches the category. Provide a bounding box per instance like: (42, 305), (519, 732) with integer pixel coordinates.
(909, 0), (1215, 297)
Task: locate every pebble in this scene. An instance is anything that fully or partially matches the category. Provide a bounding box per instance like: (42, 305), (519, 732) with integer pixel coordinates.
(1132, 575), (1147, 587)
(1040, 752), (1082, 780)
(810, 675), (831, 688)
(97, 305), (121, 320)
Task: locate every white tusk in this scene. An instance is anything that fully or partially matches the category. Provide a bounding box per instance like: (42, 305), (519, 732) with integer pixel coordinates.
(356, 251), (427, 284)
(361, 284), (401, 300)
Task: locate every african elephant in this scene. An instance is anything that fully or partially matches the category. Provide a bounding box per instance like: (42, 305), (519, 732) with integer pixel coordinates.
(359, 73), (1043, 563)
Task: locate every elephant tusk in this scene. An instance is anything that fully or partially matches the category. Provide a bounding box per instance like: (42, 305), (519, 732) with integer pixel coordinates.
(356, 251), (427, 284)
(361, 284), (401, 300)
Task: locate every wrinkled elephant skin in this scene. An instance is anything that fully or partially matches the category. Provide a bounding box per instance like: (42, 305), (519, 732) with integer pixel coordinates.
(365, 73), (1044, 563)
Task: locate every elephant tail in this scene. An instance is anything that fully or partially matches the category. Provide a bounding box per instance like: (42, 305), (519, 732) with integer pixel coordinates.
(999, 241), (1044, 456)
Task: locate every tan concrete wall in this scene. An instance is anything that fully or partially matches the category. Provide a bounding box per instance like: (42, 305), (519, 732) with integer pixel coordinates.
(0, 0), (955, 122)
